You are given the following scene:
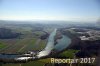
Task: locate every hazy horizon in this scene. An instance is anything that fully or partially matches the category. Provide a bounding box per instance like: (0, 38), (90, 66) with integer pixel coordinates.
(0, 0), (100, 23)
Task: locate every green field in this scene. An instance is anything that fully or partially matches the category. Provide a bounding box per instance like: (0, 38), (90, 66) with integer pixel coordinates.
(59, 49), (79, 58)
(0, 42), (6, 49)
(0, 27), (53, 66)
(1, 58), (52, 66)
(0, 38), (47, 54)
(0, 27), (47, 54)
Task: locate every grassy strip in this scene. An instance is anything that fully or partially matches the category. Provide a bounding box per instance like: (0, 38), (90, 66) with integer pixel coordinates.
(2, 58), (51, 66)
(0, 42), (6, 49)
(19, 38), (40, 52)
(34, 40), (46, 50)
(59, 49), (79, 58)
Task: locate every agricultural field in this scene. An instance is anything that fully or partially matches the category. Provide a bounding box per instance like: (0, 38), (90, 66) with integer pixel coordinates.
(0, 26), (48, 54)
(0, 42), (6, 49)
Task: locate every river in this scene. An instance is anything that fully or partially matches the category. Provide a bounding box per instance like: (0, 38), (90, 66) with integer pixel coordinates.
(0, 28), (71, 62)
(37, 28), (57, 58)
(54, 35), (71, 51)
(37, 28), (71, 58)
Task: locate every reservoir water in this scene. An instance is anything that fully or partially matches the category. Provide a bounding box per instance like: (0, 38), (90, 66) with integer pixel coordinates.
(0, 54), (20, 60)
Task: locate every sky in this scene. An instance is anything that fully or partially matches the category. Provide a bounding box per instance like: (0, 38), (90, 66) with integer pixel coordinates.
(0, 0), (100, 22)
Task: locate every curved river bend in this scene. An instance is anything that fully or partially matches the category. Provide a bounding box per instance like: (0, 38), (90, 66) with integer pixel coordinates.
(37, 29), (57, 58)
(0, 28), (71, 62)
(54, 35), (71, 51)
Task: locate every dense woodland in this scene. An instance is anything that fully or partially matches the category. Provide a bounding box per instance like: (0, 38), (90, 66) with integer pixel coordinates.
(0, 28), (21, 39)
(61, 29), (100, 57)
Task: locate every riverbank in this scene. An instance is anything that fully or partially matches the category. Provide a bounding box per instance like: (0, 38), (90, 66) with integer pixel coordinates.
(0, 29), (57, 63)
(60, 29), (81, 50)
(50, 29), (81, 58)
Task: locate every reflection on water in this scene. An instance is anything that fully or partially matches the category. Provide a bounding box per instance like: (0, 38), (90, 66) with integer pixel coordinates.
(0, 54), (20, 59)
(54, 35), (71, 51)
(0, 28), (71, 61)
(37, 28), (71, 58)
(37, 29), (57, 58)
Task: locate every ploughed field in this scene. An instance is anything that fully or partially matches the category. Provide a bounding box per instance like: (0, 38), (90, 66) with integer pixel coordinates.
(0, 27), (48, 54)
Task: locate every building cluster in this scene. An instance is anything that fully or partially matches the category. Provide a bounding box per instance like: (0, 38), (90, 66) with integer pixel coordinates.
(78, 30), (100, 41)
